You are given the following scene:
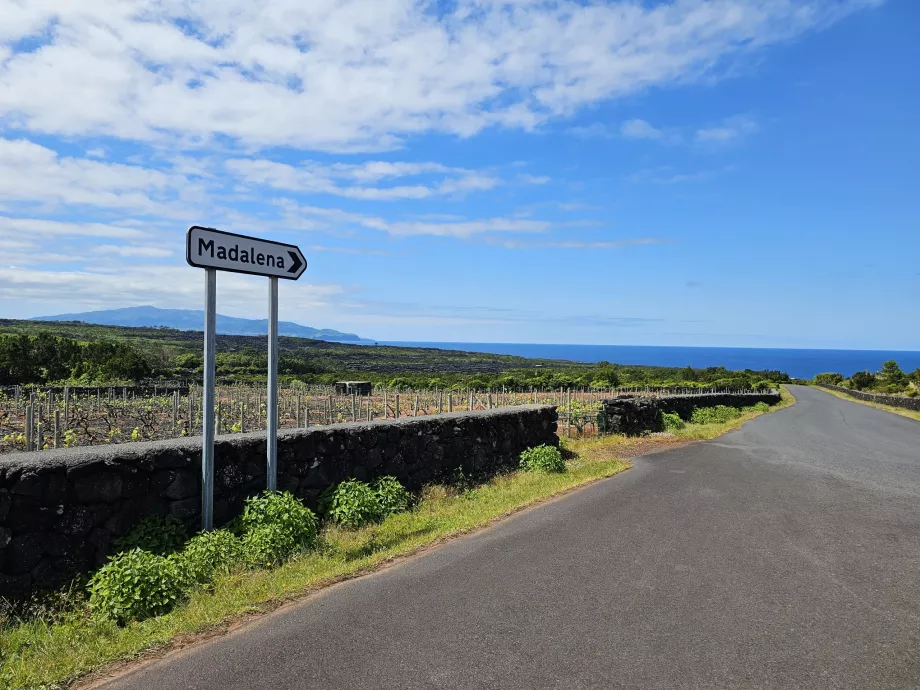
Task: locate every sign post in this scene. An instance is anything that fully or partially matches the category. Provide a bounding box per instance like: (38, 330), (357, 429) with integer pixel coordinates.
(201, 269), (216, 530)
(187, 226), (307, 529)
(266, 276), (279, 490)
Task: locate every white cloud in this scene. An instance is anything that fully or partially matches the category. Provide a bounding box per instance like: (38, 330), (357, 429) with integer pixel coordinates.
(0, 215), (148, 239)
(568, 123), (614, 139)
(0, 265), (344, 319)
(0, 0), (878, 151)
(620, 119), (665, 140)
(96, 245), (174, 258)
(695, 115), (759, 143)
(226, 158), (500, 200)
(0, 139), (198, 217)
(383, 217), (550, 238)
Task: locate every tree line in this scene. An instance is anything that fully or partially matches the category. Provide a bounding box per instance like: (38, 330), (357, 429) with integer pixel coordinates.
(813, 361), (920, 396)
(0, 330), (788, 390)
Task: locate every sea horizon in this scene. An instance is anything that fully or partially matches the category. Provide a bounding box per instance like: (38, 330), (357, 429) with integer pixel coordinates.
(377, 342), (920, 380)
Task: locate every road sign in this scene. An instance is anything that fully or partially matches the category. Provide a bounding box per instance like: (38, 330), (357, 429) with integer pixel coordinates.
(186, 225), (307, 530)
(186, 226), (307, 280)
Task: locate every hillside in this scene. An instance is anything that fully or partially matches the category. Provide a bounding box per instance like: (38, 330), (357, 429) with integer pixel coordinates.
(0, 318), (788, 390)
(33, 306), (372, 343)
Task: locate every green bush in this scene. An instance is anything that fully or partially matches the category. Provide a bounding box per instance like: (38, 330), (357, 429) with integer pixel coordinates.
(237, 491), (317, 549)
(326, 479), (384, 528)
(690, 405), (742, 425)
(373, 476), (413, 516)
(745, 401), (771, 413)
(519, 444), (566, 473)
(660, 412), (685, 432)
(89, 549), (185, 624)
(242, 525), (298, 569)
(180, 530), (243, 586)
(114, 514), (187, 556)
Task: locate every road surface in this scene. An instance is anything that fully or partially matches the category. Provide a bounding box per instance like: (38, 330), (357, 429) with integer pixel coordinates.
(100, 386), (920, 689)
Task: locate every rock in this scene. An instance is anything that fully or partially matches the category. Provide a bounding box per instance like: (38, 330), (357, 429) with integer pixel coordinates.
(0, 489), (9, 521)
(169, 497), (200, 521)
(164, 470), (199, 500)
(7, 534), (45, 574)
(11, 473), (45, 497)
(74, 472), (123, 503)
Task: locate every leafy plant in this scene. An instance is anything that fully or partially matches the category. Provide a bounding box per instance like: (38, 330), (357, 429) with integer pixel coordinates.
(745, 401), (771, 413)
(660, 411), (685, 432)
(236, 491), (318, 550)
(180, 530), (243, 586)
(519, 444), (566, 473)
(89, 549), (185, 624)
(326, 479), (383, 528)
(241, 525), (298, 569)
(373, 476), (413, 516)
(689, 405), (742, 425)
(114, 514), (187, 556)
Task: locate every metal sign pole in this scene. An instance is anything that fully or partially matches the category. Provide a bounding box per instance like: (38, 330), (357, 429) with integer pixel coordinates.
(201, 268), (217, 531)
(266, 276), (279, 491)
(186, 225), (306, 503)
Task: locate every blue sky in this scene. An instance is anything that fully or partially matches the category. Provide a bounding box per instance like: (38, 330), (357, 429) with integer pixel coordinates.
(0, 0), (916, 350)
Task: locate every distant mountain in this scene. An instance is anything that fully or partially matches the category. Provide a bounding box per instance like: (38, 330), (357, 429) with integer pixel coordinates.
(32, 306), (373, 343)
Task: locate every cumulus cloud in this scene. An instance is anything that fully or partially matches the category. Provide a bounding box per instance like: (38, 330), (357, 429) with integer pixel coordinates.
(620, 119), (666, 140)
(0, 0), (877, 151)
(695, 115), (760, 143)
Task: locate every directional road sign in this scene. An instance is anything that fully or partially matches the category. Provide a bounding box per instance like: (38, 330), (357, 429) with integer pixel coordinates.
(186, 224), (308, 530)
(186, 226), (307, 280)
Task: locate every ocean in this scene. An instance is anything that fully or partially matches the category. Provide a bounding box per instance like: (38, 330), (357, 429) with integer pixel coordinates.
(379, 342), (920, 380)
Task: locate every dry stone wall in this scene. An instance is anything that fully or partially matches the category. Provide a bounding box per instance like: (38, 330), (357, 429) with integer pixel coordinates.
(0, 405), (557, 595)
(599, 392), (782, 436)
(814, 384), (920, 412)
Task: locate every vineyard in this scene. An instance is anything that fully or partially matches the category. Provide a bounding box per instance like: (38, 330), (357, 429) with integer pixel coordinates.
(0, 383), (755, 454)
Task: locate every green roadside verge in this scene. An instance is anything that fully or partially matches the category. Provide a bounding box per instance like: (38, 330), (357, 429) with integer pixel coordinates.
(0, 388), (795, 690)
(814, 385), (920, 423)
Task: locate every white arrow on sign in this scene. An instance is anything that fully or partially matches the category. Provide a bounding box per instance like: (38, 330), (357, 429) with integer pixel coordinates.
(186, 226), (307, 280)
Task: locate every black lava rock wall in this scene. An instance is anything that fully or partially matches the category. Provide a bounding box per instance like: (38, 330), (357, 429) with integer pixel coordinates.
(599, 392), (783, 436)
(0, 405), (557, 595)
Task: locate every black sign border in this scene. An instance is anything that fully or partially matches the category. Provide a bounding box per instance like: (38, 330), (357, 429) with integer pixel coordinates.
(186, 226), (307, 281)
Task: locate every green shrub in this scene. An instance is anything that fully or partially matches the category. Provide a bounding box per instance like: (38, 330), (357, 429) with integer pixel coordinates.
(180, 530), (243, 586)
(373, 476), (413, 516)
(660, 412), (685, 432)
(519, 444), (566, 473)
(89, 549), (184, 624)
(690, 405), (742, 425)
(114, 514), (187, 556)
(237, 491), (317, 549)
(745, 401), (771, 413)
(242, 525), (298, 569)
(326, 479), (383, 528)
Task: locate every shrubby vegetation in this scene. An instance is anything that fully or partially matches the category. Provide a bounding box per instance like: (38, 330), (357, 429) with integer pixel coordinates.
(660, 412), (685, 432)
(324, 476), (414, 528)
(112, 515), (187, 556)
(0, 319), (789, 389)
(519, 444), (566, 473)
(813, 360), (920, 396)
(88, 490), (319, 624)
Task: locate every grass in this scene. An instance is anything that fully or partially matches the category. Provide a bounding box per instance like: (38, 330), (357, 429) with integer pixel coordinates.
(0, 389), (795, 690)
(815, 385), (920, 423)
(2, 456), (629, 689)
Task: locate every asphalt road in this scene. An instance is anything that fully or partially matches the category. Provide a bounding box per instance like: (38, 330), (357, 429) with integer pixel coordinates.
(100, 386), (920, 689)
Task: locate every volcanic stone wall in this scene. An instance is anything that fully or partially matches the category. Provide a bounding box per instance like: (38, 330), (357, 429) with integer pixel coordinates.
(0, 405), (557, 594)
(814, 384), (920, 412)
(599, 392), (782, 436)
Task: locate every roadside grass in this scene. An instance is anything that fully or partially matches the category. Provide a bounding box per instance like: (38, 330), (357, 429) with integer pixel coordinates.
(815, 386), (920, 423)
(0, 388), (795, 690)
(1, 455), (629, 690)
(671, 386), (796, 439)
